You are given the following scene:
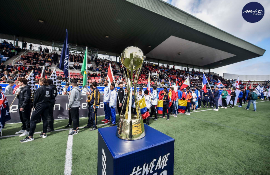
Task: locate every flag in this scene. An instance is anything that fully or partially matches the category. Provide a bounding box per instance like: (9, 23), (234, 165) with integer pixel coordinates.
(157, 100), (163, 114)
(147, 72), (150, 92)
(50, 69), (62, 93)
(27, 70), (36, 101)
(81, 47), (88, 86)
(178, 99), (187, 113)
(217, 79), (224, 88)
(180, 77), (190, 90)
(13, 85), (19, 94)
(107, 63), (114, 84)
(255, 85), (264, 95)
(0, 91), (10, 132)
(202, 74), (207, 93)
(138, 97), (150, 119)
(249, 83), (253, 89)
(59, 29), (69, 78)
(234, 77), (240, 89)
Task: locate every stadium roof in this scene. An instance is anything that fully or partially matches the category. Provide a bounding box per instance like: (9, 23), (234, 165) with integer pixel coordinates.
(0, 0), (265, 69)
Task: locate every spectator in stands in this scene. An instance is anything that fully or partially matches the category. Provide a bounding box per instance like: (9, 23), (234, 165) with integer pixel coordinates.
(5, 81), (14, 95)
(62, 84), (69, 95)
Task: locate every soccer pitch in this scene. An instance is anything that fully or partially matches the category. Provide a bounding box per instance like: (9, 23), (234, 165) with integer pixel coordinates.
(1, 100), (270, 175)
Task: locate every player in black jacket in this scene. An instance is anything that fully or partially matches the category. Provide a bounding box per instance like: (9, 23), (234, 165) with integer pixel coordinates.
(117, 82), (124, 115)
(163, 89), (170, 120)
(16, 78), (31, 137)
(229, 89), (236, 108)
(20, 78), (53, 143)
(47, 79), (57, 132)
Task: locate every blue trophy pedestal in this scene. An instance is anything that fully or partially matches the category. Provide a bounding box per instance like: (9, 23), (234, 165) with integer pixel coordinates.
(97, 125), (175, 175)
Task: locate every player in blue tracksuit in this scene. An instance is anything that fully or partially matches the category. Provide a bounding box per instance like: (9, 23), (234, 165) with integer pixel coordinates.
(109, 83), (117, 126)
(213, 87), (220, 111)
(178, 87), (183, 100)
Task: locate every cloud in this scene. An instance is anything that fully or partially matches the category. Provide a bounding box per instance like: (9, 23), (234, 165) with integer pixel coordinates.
(214, 61), (270, 76)
(167, 0), (270, 76)
(170, 0), (270, 44)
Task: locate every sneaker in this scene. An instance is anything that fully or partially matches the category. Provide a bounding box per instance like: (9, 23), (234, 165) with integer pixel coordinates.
(65, 124), (71, 128)
(213, 109), (219, 111)
(90, 127), (97, 131)
(154, 119), (157, 121)
(225, 107), (227, 109)
(232, 107), (234, 108)
(15, 130), (25, 134)
(83, 125), (91, 128)
(19, 131), (29, 137)
(246, 108), (249, 110)
(101, 119), (107, 123)
(69, 130), (78, 135)
(221, 107), (224, 109)
(39, 134), (47, 138)
(253, 110), (256, 112)
(110, 123), (117, 127)
(163, 116), (165, 118)
(104, 120), (111, 124)
(185, 113), (190, 115)
(238, 106), (242, 107)
(174, 115), (177, 118)
(166, 119), (169, 120)
(20, 136), (34, 143)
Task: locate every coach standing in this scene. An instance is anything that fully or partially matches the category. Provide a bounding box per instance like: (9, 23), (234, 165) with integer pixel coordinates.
(16, 78), (31, 137)
(20, 78), (52, 143)
(47, 79), (57, 132)
(68, 80), (81, 135)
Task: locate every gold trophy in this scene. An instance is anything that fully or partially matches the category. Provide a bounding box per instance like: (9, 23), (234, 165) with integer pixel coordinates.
(117, 46), (146, 140)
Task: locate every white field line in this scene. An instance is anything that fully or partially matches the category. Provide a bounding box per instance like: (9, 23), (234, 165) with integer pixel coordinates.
(64, 129), (73, 175)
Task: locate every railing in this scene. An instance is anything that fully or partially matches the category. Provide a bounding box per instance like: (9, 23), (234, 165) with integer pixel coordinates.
(12, 50), (28, 66)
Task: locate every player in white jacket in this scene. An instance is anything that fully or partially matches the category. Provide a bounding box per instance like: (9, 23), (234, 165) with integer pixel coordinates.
(144, 90), (151, 125)
(109, 83), (117, 126)
(150, 86), (158, 121)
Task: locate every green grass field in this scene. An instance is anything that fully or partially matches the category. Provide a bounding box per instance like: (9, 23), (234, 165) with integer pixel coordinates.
(1, 100), (270, 175)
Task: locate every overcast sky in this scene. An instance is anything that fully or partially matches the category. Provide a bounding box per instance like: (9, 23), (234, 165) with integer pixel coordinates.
(162, 0), (270, 76)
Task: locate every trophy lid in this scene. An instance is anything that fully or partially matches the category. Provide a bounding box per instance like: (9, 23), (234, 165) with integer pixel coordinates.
(121, 46), (144, 70)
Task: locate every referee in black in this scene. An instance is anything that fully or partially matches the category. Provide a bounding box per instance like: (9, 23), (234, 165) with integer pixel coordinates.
(20, 78), (53, 143)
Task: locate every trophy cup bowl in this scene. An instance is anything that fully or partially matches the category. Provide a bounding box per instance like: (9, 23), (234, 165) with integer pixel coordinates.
(117, 46), (146, 140)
